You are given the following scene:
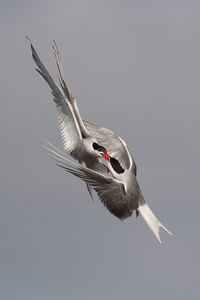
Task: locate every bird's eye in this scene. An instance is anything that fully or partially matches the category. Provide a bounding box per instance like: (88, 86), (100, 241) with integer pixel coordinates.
(93, 143), (108, 155)
(92, 142), (99, 150)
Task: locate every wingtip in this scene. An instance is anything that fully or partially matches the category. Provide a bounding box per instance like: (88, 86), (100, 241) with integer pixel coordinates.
(25, 35), (32, 44)
(154, 230), (162, 243)
(52, 40), (58, 55)
(25, 35), (36, 59)
(53, 39), (57, 47)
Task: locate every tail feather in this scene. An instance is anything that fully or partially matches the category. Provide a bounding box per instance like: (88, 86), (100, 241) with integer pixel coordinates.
(138, 202), (172, 243)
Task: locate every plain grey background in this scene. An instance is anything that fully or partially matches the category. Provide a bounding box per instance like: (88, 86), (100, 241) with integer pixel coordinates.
(1, 1), (200, 299)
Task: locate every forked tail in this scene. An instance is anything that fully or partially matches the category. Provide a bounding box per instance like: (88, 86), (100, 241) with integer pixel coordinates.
(138, 197), (172, 243)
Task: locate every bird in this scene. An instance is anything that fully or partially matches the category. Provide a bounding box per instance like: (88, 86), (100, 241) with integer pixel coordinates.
(28, 39), (172, 242)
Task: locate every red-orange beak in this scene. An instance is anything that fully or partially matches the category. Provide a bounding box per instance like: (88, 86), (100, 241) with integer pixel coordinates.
(101, 152), (110, 161)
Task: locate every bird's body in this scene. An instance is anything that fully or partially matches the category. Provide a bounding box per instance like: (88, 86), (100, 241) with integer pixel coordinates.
(28, 39), (172, 242)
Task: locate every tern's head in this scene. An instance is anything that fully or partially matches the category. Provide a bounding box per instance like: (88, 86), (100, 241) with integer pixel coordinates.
(92, 142), (110, 161)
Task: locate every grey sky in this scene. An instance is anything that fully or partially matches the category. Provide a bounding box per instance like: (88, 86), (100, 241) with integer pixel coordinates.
(0, 1), (200, 299)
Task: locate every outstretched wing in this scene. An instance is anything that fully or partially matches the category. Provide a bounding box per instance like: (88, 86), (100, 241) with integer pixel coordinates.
(52, 42), (90, 139)
(84, 120), (136, 174)
(44, 142), (133, 220)
(29, 39), (82, 155)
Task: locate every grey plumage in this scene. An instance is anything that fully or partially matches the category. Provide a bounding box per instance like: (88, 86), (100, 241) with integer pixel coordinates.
(28, 39), (172, 242)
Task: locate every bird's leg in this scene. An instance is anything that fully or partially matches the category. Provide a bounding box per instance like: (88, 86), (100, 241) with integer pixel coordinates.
(136, 209), (140, 217)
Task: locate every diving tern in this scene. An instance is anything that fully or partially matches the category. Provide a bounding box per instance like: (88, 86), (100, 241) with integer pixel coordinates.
(28, 40), (172, 243)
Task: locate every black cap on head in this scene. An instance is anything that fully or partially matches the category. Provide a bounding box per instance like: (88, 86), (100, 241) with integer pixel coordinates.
(92, 142), (107, 153)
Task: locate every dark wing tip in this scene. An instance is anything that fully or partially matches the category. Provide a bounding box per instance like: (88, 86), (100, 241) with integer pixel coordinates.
(25, 35), (34, 51)
(25, 36), (37, 62)
(25, 35), (31, 42)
